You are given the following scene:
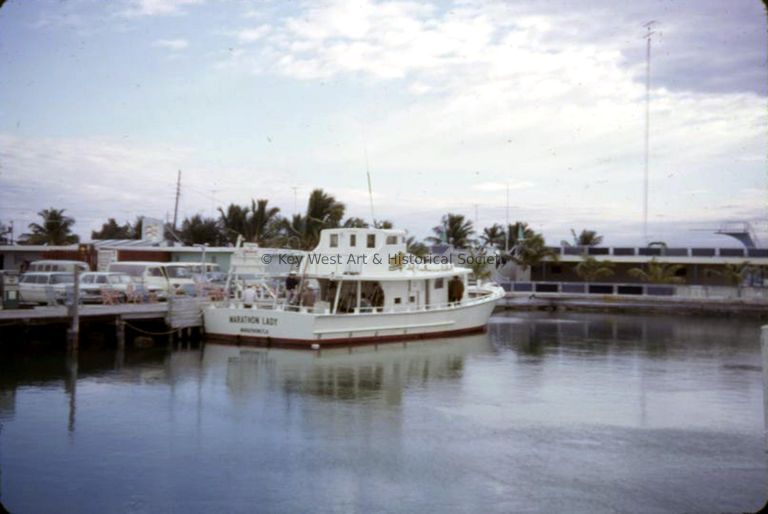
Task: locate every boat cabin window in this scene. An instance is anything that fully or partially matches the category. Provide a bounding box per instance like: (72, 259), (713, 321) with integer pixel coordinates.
(148, 267), (164, 277)
(350, 234), (356, 247)
(330, 234), (339, 248)
(386, 235), (397, 244)
(96, 275), (108, 284)
(434, 278), (444, 289)
(367, 234), (375, 248)
(394, 297), (401, 304)
(409, 296), (415, 303)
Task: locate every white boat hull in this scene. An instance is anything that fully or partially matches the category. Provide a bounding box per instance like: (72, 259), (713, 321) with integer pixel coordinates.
(203, 288), (503, 348)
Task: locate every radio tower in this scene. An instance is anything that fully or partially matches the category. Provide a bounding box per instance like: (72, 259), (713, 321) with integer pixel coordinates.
(642, 21), (657, 244)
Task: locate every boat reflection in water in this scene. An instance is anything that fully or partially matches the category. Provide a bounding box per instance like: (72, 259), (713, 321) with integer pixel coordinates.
(201, 333), (492, 405)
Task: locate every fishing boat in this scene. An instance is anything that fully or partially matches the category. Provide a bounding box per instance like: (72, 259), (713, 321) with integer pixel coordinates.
(203, 228), (504, 348)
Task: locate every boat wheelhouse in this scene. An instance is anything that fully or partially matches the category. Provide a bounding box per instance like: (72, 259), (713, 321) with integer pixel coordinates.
(203, 228), (504, 348)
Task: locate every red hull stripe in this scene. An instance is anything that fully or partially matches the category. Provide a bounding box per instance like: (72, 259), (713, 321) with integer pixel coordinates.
(204, 325), (487, 349)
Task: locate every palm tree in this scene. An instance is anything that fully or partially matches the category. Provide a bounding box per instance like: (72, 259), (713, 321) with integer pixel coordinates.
(406, 236), (428, 257)
(343, 217), (369, 228)
(179, 214), (222, 245)
(91, 218), (135, 240)
(466, 248), (492, 283)
(481, 224), (506, 249)
(218, 203), (251, 243)
(575, 255), (615, 282)
(709, 261), (752, 297)
(512, 232), (558, 271)
(427, 213), (474, 248)
(571, 228), (603, 247)
(249, 199), (280, 245)
(24, 208), (79, 245)
(506, 222), (535, 249)
(628, 258), (684, 284)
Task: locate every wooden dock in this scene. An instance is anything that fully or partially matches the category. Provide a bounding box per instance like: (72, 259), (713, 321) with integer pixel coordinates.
(0, 298), (205, 350)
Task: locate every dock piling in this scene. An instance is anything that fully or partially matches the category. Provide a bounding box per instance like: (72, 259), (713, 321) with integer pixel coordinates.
(67, 269), (81, 352)
(116, 317), (125, 350)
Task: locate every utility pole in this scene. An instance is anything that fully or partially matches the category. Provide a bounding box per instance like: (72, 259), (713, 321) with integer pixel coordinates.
(365, 147), (376, 227)
(173, 169), (181, 231)
(642, 21), (656, 244)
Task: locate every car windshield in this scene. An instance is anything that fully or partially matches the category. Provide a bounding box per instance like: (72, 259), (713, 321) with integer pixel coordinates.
(109, 275), (132, 284)
(51, 275), (74, 284)
(166, 267), (191, 278)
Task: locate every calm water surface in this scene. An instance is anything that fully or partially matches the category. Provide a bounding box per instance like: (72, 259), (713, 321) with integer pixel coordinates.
(0, 312), (766, 513)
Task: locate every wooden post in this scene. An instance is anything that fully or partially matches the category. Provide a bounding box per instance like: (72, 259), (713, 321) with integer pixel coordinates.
(762, 326), (768, 451)
(116, 317), (125, 350)
(67, 268), (81, 352)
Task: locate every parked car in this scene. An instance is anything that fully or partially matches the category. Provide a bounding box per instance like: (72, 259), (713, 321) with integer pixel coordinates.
(106, 262), (170, 299)
(79, 272), (133, 303)
(19, 272), (74, 305)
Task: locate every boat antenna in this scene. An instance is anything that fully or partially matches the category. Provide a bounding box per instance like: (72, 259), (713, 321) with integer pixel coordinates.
(365, 146), (377, 227)
(173, 169), (181, 231)
(642, 21), (657, 244)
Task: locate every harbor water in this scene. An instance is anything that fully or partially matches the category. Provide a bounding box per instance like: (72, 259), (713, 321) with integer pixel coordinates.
(0, 312), (765, 513)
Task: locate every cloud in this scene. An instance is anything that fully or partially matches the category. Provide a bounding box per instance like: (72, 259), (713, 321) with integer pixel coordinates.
(120, 0), (203, 17)
(153, 38), (189, 50)
(234, 25), (271, 44)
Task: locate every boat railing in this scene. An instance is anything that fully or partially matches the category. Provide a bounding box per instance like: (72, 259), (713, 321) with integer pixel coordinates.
(212, 284), (504, 314)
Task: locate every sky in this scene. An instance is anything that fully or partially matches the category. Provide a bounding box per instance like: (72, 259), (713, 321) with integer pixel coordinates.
(0, 0), (765, 246)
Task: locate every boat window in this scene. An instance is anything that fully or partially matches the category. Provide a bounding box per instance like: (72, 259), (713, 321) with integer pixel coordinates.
(350, 234), (356, 247)
(409, 296), (415, 303)
(434, 278), (444, 289)
(148, 267), (164, 277)
(386, 235), (397, 244)
(367, 234), (375, 248)
(81, 275), (92, 284)
(394, 297), (401, 304)
(36, 275), (48, 284)
(330, 234), (339, 248)
(96, 275), (108, 284)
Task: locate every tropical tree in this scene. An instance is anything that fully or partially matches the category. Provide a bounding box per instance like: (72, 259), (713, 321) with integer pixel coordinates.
(466, 248), (492, 282)
(481, 223), (506, 249)
(375, 220), (394, 229)
(91, 218), (135, 239)
(179, 214), (222, 245)
(406, 236), (428, 257)
(343, 217), (369, 228)
(575, 255), (615, 282)
(506, 221), (535, 248)
(427, 213), (474, 248)
(571, 228), (603, 247)
(628, 258), (684, 284)
(709, 261), (753, 297)
(512, 232), (558, 271)
(218, 203), (251, 243)
(23, 208), (79, 245)
(273, 190), (344, 249)
(249, 199), (280, 245)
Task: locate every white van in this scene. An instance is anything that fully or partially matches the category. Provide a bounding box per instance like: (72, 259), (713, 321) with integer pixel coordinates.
(19, 272), (74, 304)
(107, 262), (170, 298)
(27, 260), (89, 273)
(162, 263), (199, 290)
